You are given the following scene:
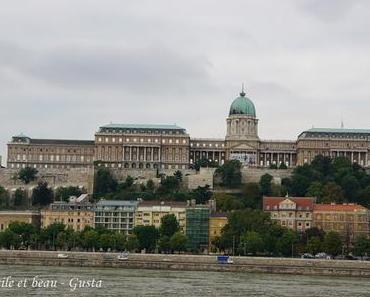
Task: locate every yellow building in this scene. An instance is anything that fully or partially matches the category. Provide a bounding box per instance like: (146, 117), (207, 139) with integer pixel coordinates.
(135, 201), (187, 231)
(313, 203), (369, 244)
(0, 211), (40, 230)
(41, 201), (94, 231)
(209, 213), (228, 248)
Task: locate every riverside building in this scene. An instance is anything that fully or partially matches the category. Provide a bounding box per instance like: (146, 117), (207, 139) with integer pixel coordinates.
(7, 89), (370, 170)
(94, 200), (138, 234)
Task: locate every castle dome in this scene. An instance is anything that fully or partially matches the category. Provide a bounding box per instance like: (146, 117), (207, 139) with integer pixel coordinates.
(229, 90), (256, 117)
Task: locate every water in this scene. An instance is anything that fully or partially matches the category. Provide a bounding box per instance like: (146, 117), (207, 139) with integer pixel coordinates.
(1, 265), (370, 297)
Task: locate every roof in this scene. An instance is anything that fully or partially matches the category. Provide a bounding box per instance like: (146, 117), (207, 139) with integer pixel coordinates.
(29, 139), (94, 145)
(229, 92), (256, 117)
(99, 124), (185, 130)
(210, 212), (228, 218)
(307, 128), (370, 134)
(138, 201), (187, 208)
(263, 196), (316, 210)
(314, 203), (368, 212)
(299, 128), (370, 138)
(96, 200), (139, 207)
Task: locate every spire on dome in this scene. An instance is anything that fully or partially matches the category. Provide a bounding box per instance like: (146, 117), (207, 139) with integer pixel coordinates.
(240, 83), (246, 97)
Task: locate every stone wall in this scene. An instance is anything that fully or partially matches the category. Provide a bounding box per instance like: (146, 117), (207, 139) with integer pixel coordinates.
(1, 251), (370, 278)
(0, 168), (94, 195)
(241, 168), (293, 184)
(185, 168), (216, 190)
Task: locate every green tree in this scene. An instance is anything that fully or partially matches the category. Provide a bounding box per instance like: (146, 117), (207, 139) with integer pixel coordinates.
(112, 232), (126, 251)
(133, 225), (159, 252)
(94, 167), (118, 196)
(216, 160), (242, 188)
(323, 231), (342, 256)
(0, 229), (21, 249)
(194, 158), (219, 171)
(32, 181), (53, 206)
(14, 188), (27, 208)
(242, 183), (262, 208)
(160, 214), (179, 238)
(55, 186), (83, 202)
(214, 192), (244, 212)
(306, 181), (324, 201)
(146, 179), (155, 192)
(259, 174), (273, 196)
(174, 170), (183, 182)
(341, 175), (361, 202)
(353, 235), (370, 257)
(157, 176), (180, 194)
(18, 167), (38, 184)
(240, 231), (264, 255)
(322, 182), (344, 203)
(306, 236), (322, 255)
(276, 229), (299, 257)
(278, 163), (288, 169)
(99, 233), (114, 251)
(191, 185), (213, 204)
(82, 230), (100, 251)
(170, 232), (187, 253)
(125, 235), (139, 252)
(159, 235), (171, 253)
(0, 186), (9, 209)
(8, 222), (36, 249)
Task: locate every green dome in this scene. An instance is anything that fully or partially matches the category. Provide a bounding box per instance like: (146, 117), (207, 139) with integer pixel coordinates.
(229, 91), (256, 117)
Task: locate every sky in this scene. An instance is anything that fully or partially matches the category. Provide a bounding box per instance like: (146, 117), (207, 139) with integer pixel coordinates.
(1, 0), (370, 166)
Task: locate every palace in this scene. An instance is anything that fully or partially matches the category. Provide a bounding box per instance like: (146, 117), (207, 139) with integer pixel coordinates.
(6, 89), (370, 170)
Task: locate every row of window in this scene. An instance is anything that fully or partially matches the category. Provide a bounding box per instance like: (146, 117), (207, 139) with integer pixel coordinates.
(97, 137), (188, 144)
(12, 154), (91, 163)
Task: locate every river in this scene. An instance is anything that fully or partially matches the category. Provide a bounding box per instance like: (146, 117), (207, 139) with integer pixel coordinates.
(0, 265), (370, 296)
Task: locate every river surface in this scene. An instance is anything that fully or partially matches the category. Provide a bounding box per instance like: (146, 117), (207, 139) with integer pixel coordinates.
(1, 265), (370, 297)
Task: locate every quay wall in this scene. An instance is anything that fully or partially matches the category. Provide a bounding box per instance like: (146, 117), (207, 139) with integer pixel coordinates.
(1, 251), (370, 278)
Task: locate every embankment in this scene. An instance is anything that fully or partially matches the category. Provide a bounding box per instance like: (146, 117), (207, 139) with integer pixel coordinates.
(1, 250), (370, 278)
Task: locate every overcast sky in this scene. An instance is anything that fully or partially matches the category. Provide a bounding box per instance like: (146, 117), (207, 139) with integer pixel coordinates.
(1, 0), (370, 166)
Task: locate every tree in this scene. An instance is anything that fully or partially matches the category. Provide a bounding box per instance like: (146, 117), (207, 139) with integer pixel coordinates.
(133, 225), (159, 252)
(8, 222), (36, 249)
(242, 183), (262, 208)
(307, 236), (322, 255)
(276, 229), (299, 257)
(216, 160), (242, 188)
(125, 235), (139, 252)
(112, 232), (126, 251)
(323, 231), (342, 256)
(157, 176), (180, 194)
(32, 181), (53, 206)
(322, 182), (344, 203)
(14, 188), (27, 207)
(306, 181), (324, 201)
(353, 235), (370, 257)
(55, 186), (83, 202)
(146, 179), (155, 192)
(94, 167), (118, 196)
(214, 192), (244, 212)
(259, 174), (273, 196)
(341, 175), (360, 202)
(99, 233), (114, 251)
(18, 167), (38, 184)
(0, 229), (21, 249)
(158, 235), (171, 253)
(174, 170), (183, 182)
(240, 231), (264, 255)
(160, 214), (179, 238)
(194, 158), (219, 171)
(82, 230), (100, 251)
(0, 186), (9, 209)
(191, 185), (213, 204)
(170, 232), (187, 253)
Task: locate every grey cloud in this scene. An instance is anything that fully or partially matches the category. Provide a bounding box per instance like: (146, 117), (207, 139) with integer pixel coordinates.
(0, 42), (213, 94)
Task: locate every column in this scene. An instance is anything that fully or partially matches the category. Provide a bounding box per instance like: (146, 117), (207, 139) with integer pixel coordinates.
(351, 151), (354, 163)
(158, 148), (161, 162)
(264, 153), (266, 167)
(151, 147), (154, 161)
(212, 151), (215, 161)
(129, 146), (132, 161)
(358, 152), (361, 164)
(144, 147), (147, 162)
(289, 153), (292, 167)
(270, 153), (273, 165)
(277, 153), (280, 165)
(366, 152), (368, 167)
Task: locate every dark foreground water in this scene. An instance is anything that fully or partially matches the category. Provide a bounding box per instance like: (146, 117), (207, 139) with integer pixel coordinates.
(1, 265), (370, 297)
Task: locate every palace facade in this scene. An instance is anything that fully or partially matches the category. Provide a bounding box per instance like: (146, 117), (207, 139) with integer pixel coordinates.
(6, 90), (370, 170)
